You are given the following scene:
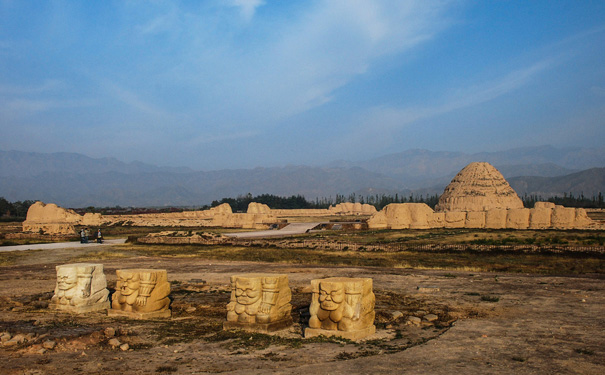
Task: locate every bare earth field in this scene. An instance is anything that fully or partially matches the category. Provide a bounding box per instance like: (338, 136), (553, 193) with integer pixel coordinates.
(0, 239), (604, 374)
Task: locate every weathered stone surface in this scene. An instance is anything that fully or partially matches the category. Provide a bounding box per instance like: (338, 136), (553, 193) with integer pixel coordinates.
(224, 274), (292, 333)
(423, 314), (438, 322)
(529, 204), (553, 229)
(485, 209), (507, 229)
(444, 211), (466, 228)
(534, 202), (556, 210)
(506, 208), (530, 229)
(573, 208), (593, 229)
(42, 340), (56, 350)
(305, 277), (375, 340)
(50, 263), (110, 313)
(428, 212), (445, 228)
(465, 211), (486, 228)
(551, 206), (576, 229)
(109, 269), (171, 319)
(247, 202), (271, 214)
(435, 162), (523, 212)
(367, 203), (434, 230)
(328, 202), (377, 215)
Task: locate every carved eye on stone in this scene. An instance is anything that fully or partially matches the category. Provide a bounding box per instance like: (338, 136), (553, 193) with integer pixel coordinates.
(331, 291), (344, 303)
(247, 289), (260, 298)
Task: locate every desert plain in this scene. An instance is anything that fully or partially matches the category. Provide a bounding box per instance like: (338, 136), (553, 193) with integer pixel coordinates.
(0, 223), (604, 375)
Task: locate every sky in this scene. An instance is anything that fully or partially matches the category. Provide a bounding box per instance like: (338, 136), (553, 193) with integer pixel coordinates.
(1, 0), (604, 170)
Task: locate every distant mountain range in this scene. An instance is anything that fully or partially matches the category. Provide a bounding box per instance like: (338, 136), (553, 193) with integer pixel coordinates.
(0, 146), (603, 207)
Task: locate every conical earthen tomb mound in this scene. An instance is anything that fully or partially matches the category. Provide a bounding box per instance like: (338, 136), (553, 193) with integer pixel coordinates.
(435, 162), (523, 212)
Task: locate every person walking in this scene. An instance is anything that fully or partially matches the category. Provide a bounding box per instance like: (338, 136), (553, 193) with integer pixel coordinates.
(97, 229), (103, 243)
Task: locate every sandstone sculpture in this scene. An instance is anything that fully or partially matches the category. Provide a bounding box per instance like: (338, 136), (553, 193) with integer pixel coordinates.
(224, 274), (292, 332)
(305, 277), (375, 340)
(50, 263), (110, 313)
(109, 269), (171, 319)
(435, 162), (524, 212)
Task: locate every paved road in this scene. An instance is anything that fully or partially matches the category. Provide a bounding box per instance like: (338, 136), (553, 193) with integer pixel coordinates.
(224, 222), (321, 239)
(0, 238), (127, 252)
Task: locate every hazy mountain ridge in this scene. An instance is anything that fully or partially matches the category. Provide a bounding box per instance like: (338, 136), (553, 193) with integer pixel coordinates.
(330, 146), (602, 188)
(0, 147), (603, 207)
(0, 150), (192, 177)
(0, 167), (401, 207)
(508, 168), (605, 198)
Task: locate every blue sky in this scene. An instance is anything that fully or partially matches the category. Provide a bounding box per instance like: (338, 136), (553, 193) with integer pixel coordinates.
(1, 0), (604, 170)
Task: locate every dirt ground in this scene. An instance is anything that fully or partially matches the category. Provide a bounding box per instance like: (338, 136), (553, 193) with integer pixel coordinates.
(0, 244), (603, 374)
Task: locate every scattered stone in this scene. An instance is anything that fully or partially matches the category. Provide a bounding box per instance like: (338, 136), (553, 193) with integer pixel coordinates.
(407, 316), (421, 326)
(42, 340), (56, 350)
(1, 332), (11, 342)
(10, 334), (26, 343)
(33, 320), (41, 326)
(25, 333), (36, 341)
(104, 327), (116, 337)
(415, 310), (428, 316)
(108, 338), (121, 348)
(417, 286), (440, 293)
(185, 306), (197, 313)
(36, 348), (46, 355)
(120, 343), (130, 351)
(390, 311), (404, 320)
(423, 314), (439, 322)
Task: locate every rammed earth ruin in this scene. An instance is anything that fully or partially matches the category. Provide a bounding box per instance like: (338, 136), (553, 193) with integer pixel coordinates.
(21, 162), (603, 234)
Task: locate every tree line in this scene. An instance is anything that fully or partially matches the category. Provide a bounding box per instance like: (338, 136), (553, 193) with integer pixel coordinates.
(0, 197), (36, 221)
(210, 193), (441, 211)
(521, 192), (605, 209)
(2, 191), (603, 221)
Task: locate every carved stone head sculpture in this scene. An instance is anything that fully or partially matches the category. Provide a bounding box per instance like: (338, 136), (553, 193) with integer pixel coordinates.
(109, 269), (171, 318)
(50, 263), (110, 313)
(224, 274), (292, 332)
(306, 277), (375, 340)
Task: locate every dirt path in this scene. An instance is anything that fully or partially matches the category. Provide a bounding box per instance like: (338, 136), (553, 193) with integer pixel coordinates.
(224, 223), (321, 238)
(0, 245), (603, 374)
(0, 238), (127, 252)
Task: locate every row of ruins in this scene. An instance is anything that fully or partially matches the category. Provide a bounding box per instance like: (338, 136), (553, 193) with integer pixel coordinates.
(22, 162), (603, 234)
(52, 263), (376, 340)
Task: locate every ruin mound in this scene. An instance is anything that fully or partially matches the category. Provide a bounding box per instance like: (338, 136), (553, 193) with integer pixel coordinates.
(435, 162), (523, 212)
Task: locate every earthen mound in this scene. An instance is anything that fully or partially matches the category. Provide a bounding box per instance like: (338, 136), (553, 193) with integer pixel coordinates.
(435, 162), (523, 212)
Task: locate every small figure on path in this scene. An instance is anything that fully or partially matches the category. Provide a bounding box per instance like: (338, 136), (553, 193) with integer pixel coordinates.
(97, 229), (103, 244)
(80, 229), (86, 243)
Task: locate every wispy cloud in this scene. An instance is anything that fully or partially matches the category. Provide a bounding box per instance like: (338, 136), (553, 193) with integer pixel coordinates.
(336, 59), (554, 154)
(228, 0), (265, 21)
(0, 79), (65, 95)
(101, 80), (169, 119)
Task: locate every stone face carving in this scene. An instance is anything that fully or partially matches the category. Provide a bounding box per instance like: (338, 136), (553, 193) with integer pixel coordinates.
(224, 274), (292, 332)
(435, 162), (524, 212)
(305, 277), (375, 340)
(50, 263), (110, 313)
(109, 269), (171, 319)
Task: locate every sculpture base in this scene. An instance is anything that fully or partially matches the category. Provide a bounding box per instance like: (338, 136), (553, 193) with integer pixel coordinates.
(107, 309), (171, 320)
(304, 325), (376, 341)
(49, 301), (110, 314)
(223, 317), (293, 333)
